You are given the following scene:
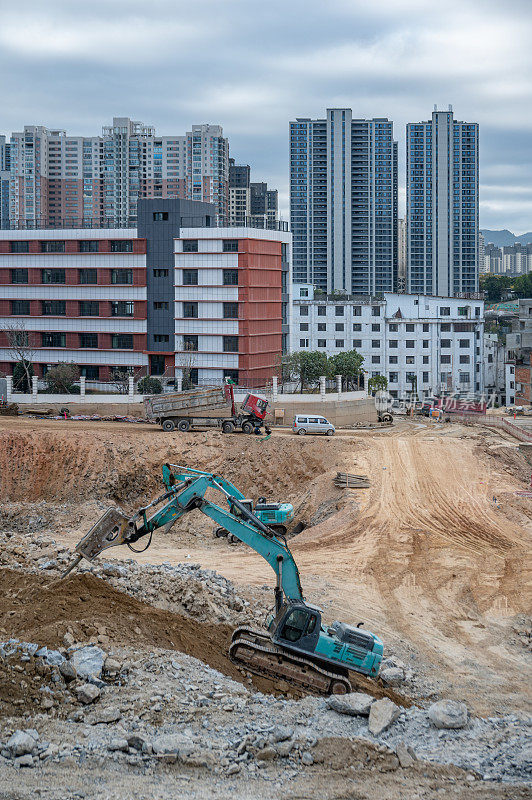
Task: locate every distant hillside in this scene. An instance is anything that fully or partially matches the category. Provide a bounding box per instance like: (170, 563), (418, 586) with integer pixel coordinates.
(481, 228), (532, 247)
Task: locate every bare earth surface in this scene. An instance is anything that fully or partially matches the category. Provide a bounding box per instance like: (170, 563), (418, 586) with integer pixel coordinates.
(0, 414), (530, 798)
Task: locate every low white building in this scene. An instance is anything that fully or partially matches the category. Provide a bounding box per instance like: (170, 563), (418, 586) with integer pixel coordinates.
(291, 285), (485, 398)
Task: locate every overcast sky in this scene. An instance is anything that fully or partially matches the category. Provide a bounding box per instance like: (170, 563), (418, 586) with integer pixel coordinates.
(1, 0), (531, 232)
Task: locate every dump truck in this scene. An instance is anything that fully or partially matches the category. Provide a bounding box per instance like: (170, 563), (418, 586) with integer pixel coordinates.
(144, 384), (269, 434)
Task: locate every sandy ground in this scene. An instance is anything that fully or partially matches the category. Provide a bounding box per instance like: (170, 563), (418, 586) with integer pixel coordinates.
(0, 415), (531, 716)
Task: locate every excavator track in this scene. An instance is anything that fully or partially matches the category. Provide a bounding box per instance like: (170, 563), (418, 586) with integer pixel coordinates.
(229, 626), (352, 696)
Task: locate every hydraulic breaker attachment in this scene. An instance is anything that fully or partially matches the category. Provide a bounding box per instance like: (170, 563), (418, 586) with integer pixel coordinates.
(60, 508), (130, 578)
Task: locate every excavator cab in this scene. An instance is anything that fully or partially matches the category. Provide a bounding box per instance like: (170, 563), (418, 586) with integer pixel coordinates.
(270, 601), (322, 654)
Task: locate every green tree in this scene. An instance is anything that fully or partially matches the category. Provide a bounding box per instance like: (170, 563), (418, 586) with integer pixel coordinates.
(45, 363), (79, 394)
(513, 273), (532, 298)
(137, 376), (163, 395)
(368, 374), (388, 394)
(279, 351), (328, 390)
(327, 350), (364, 390)
(480, 274), (513, 303)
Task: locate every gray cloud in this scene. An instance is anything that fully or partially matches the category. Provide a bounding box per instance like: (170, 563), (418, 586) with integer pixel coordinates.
(0, 0), (530, 231)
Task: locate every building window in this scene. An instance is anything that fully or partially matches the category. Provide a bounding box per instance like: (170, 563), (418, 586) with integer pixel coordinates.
(460, 355), (470, 364)
(41, 300), (66, 316)
(353, 339), (362, 348)
(422, 372), (429, 383)
(441, 323), (451, 332)
(111, 269), (133, 285)
(223, 269), (238, 285)
(153, 269), (169, 277)
(183, 269), (198, 285)
(372, 324), (380, 332)
(353, 323), (362, 331)
(182, 240), (198, 252)
(389, 355), (398, 364)
(318, 339), (326, 348)
(389, 372), (398, 382)
(110, 240), (133, 252)
(441, 339), (451, 348)
(372, 339), (380, 348)
(223, 335), (239, 353)
(154, 334), (170, 343)
(318, 323), (326, 331)
(422, 340), (429, 348)
(335, 323), (344, 331)
(40, 241), (65, 253)
(300, 288), (309, 297)
(111, 301), (134, 317)
(300, 306), (309, 316)
(79, 333), (98, 348)
(10, 300), (30, 315)
(335, 306), (344, 316)
(10, 241), (29, 253)
(335, 339), (344, 348)
(153, 212), (168, 221)
(441, 355), (451, 364)
(457, 307), (468, 316)
(372, 356), (380, 364)
(300, 339), (309, 348)
(388, 323), (398, 332)
(154, 301), (169, 310)
(372, 306), (381, 316)
(183, 335), (198, 351)
(42, 332), (66, 347)
(300, 323), (309, 331)
(111, 334), (134, 349)
(406, 324), (415, 332)
(183, 302), (198, 318)
(42, 268), (65, 284)
(11, 269), (28, 284)
(80, 365), (99, 380)
(422, 323), (429, 332)
(459, 373), (470, 384)
(353, 307), (361, 317)
(389, 340), (398, 348)
(223, 240), (238, 253)
(406, 340), (415, 348)
(475, 306), (481, 317)
(79, 268), (97, 284)
(406, 356), (415, 364)
(223, 369), (238, 383)
(439, 307), (451, 316)
(423, 356), (429, 364)
(79, 301), (99, 316)
(459, 339), (470, 348)
(79, 240), (99, 253)
(223, 302), (238, 319)
(318, 306), (326, 316)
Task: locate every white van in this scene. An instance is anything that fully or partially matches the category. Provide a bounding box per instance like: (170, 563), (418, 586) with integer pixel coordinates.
(293, 415), (335, 436)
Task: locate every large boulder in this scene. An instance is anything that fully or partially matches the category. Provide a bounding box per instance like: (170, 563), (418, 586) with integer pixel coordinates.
(379, 667), (405, 686)
(75, 683), (101, 705)
(70, 646), (105, 681)
(152, 733), (194, 759)
(7, 730), (38, 757)
(368, 698), (400, 735)
(428, 700), (468, 729)
(327, 692), (374, 716)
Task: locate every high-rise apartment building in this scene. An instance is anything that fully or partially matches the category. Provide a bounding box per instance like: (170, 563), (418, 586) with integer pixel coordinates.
(0, 135), (10, 229)
(6, 118), (229, 228)
(290, 109), (398, 295)
(397, 217), (407, 291)
(228, 160), (279, 228)
(407, 107), (479, 297)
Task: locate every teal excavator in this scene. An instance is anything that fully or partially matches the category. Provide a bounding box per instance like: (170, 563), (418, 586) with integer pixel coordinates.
(62, 465), (383, 695)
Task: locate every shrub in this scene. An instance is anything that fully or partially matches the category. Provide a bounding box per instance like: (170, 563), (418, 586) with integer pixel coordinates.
(138, 376), (163, 395)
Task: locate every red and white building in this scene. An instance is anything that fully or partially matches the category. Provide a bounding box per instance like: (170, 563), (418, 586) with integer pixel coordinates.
(0, 218), (291, 387)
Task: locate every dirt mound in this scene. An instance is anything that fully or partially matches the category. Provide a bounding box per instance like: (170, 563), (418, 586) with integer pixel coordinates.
(0, 568), (258, 689)
(0, 426), (353, 506)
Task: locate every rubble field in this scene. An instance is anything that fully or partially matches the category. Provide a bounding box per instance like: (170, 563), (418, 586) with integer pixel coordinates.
(0, 415), (530, 799)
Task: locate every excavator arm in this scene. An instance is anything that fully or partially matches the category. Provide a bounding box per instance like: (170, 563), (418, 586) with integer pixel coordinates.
(62, 470), (304, 604)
